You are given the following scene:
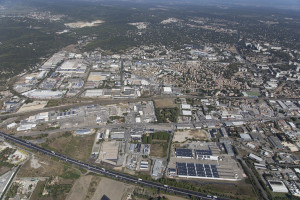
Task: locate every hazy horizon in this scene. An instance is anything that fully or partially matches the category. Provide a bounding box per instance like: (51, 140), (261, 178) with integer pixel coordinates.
(1, 0), (300, 11)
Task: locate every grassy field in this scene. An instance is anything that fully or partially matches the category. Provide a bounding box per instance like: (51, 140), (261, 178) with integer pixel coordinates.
(200, 180), (258, 200)
(43, 132), (95, 162)
(246, 91), (261, 97)
(29, 180), (46, 200)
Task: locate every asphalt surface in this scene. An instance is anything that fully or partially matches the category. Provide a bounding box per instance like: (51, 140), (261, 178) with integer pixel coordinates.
(0, 131), (227, 200)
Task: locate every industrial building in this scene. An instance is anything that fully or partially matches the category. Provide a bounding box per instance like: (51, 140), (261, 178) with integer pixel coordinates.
(163, 87), (172, 94)
(195, 149), (218, 161)
(56, 59), (87, 74)
(249, 153), (263, 163)
(176, 162), (220, 179)
(152, 160), (163, 178)
(240, 133), (252, 141)
(268, 136), (284, 149)
(268, 180), (289, 193)
(98, 141), (120, 165)
(219, 128), (228, 138)
(222, 142), (234, 156)
(140, 161), (149, 170)
(17, 124), (36, 131)
(84, 89), (104, 97)
(175, 148), (193, 158)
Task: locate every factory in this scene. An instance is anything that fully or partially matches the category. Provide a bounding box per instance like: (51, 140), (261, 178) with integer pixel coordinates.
(56, 59), (87, 74)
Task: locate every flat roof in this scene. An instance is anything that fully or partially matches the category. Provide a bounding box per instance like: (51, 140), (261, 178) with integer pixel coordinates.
(176, 148), (193, 158)
(176, 162), (219, 178)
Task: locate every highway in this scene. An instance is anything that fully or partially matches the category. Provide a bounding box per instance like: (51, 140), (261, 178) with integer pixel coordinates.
(0, 131), (227, 200)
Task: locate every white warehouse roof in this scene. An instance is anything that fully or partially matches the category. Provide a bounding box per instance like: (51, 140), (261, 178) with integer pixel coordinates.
(268, 180), (289, 193)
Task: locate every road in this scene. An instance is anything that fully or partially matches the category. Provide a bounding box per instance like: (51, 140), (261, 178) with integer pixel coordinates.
(0, 95), (179, 120)
(0, 131), (226, 200)
(1, 93), (299, 120)
(12, 114), (294, 138)
(237, 157), (269, 200)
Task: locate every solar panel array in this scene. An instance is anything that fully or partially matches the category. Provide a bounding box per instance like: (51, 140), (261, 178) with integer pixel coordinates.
(176, 162), (219, 178)
(195, 149), (212, 156)
(175, 148), (193, 158)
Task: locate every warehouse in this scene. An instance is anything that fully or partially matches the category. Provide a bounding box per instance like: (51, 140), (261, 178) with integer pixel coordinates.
(84, 89), (104, 97)
(268, 136), (284, 149)
(249, 153), (263, 162)
(181, 104), (191, 110)
(152, 160), (163, 178)
(268, 180), (289, 193)
(56, 59), (87, 74)
(222, 142), (234, 156)
(181, 110), (192, 116)
(163, 87), (172, 94)
(140, 161), (149, 170)
(98, 141), (120, 165)
(240, 133), (252, 141)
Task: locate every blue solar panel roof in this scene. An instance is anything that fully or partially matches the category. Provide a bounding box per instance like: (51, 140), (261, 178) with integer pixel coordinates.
(176, 162), (219, 178)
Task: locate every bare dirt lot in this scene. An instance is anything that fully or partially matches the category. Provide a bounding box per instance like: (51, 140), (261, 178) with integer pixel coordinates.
(150, 142), (168, 158)
(154, 99), (176, 108)
(66, 175), (93, 200)
(90, 177), (134, 200)
(173, 129), (208, 143)
(18, 154), (65, 177)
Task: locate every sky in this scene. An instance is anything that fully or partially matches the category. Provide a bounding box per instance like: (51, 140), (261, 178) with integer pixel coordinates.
(0, 0), (299, 10)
